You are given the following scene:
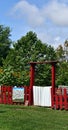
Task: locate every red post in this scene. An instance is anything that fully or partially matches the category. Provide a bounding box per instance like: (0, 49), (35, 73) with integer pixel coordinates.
(29, 63), (35, 105)
(30, 64), (35, 87)
(52, 63), (55, 95)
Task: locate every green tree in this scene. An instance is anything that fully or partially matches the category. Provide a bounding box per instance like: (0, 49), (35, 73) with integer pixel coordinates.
(1, 31), (57, 86)
(0, 25), (12, 66)
(56, 41), (68, 86)
(56, 45), (64, 61)
(64, 40), (68, 62)
(56, 62), (68, 86)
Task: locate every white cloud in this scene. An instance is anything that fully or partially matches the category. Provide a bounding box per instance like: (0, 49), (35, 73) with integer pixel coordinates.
(11, 0), (44, 27)
(11, 0), (68, 27)
(45, 1), (68, 26)
(37, 32), (51, 44)
(53, 36), (62, 48)
(54, 36), (61, 42)
(36, 31), (62, 48)
(10, 0), (68, 48)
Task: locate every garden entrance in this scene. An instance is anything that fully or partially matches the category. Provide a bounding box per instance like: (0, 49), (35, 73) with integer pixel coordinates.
(29, 61), (68, 110)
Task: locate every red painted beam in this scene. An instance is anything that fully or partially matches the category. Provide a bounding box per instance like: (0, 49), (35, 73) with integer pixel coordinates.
(29, 63), (35, 105)
(52, 63), (56, 95)
(30, 64), (35, 87)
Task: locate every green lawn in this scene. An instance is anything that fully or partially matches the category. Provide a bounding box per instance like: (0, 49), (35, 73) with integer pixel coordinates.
(0, 104), (68, 130)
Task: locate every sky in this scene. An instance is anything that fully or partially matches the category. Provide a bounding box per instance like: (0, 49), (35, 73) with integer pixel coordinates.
(0, 0), (68, 48)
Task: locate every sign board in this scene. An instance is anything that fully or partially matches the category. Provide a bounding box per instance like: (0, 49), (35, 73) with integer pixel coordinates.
(13, 87), (24, 102)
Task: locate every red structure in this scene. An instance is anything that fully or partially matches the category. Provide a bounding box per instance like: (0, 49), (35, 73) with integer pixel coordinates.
(29, 61), (57, 105)
(51, 88), (68, 110)
(0, 61), (68, 110)
(0, 61), (57, 106)
(0, 85), (30, 105)
(0, 86), (12, 104)
(29, 61), (68, 110)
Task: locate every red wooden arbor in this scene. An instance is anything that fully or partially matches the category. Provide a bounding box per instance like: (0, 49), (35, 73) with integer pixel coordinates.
(29, 61), (68, 110)
(29, 61), (57, 105)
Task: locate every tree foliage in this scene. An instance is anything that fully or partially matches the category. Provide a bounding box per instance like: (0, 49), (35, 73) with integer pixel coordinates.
(0, 31), (57, 86)
(56, 62), (68, 86)
(0, 25), (12, 66)
(56, 42), (68, 86)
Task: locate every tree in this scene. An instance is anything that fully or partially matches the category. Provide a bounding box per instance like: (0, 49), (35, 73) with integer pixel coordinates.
(56, 45), (64, 61)
(1, 31), (57, 86)
(56, 62), (68, 86)
(64, 40), (68, 62)
(56, 41), (68, 86)
(0, 25), (12, 66)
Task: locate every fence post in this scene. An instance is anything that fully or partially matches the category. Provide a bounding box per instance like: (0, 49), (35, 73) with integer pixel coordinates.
(59, 95), (63, 110)
(64, 88), (68, 110)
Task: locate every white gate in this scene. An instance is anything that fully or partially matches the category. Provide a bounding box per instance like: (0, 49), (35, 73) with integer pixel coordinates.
(33, 86), (51, 107)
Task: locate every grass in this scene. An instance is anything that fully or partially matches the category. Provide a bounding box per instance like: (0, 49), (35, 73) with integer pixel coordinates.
(0, 104), (68, 130)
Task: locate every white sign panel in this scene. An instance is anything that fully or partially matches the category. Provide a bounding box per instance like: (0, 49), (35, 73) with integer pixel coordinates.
(13, 87), (24, 102)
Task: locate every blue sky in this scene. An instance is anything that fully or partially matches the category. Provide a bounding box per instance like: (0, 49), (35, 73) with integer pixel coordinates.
(0, 0), (68, 48)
